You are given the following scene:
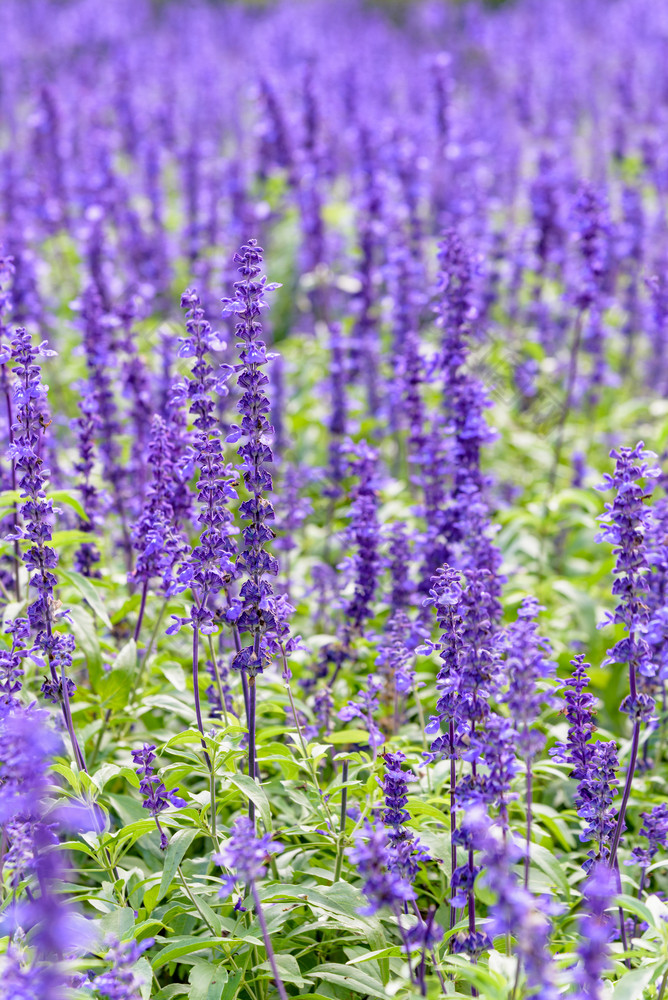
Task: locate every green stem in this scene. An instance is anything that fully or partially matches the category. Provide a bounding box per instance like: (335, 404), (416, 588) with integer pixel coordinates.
(333, 760), (349, 882)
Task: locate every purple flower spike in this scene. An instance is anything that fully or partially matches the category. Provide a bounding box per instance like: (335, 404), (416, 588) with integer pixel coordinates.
(131, 743), (185, 850)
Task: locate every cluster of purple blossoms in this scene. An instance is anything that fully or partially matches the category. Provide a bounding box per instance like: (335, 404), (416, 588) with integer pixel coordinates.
(552, 657), (619, 866)
(501, 597), (556, 761)
(0, 698), (84, 997)
(338, 674), (385, 754)
(71, 386), (102, 578)
(131, 743), (186, 850)
(169, 288), (236, 636)
(342, 440), (382, 635)
(630, 803), (668, 886)
(464, 809), (560, 996)
(214, 815), (283, 896)
(348, 821), (416, 916)
(222, 240), (281, 677)
(131, 414), (187, 611)
(596, 444), (659, 868)
(381, 751), (428, 882)
(91, 938), (154, 1000)
(572, 862), (615, 1000)
(0, 616), (30, 706)
(3, 327), (85, 767)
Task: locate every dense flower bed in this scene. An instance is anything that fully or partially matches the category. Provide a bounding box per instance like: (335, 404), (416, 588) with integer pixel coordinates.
(2, 0), (668, 997)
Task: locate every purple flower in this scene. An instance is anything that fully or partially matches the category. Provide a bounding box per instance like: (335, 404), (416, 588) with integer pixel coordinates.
(213, 816), (283, 895)
(92, 938), (154, 1000)
(573, 862), (615, 1000)
(381, 751), (428, 881)
(173, 288), (237, 633)
(131, 414), (186, 596)
(222, 241), (282, 677)
(501, 597), (556, 761)
(343, 440), (382, 634)
(338, 674), (385, 753)
(347, 821), (416, 916)
(131, 744), (185, 850)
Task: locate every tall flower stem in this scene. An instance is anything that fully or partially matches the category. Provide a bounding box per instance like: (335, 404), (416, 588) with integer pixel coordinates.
(133, 580), (149, 643)
(192, 629), (211, 771)
(334, 760), (349, 882)
(524, 766), (533, 889)
(248, 675), (257, 824)
(250, 881), (288, 1000)
(608, 719), (640, 869)
(449, 721), (457, 930)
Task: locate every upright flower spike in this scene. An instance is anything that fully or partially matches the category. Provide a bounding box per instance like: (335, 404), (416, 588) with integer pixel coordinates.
(551, 656), (619, 867)
(4, 327), (85, 771)
(72, 386), (102, 578)
(596, 443), (659, 869)
(222, 240), (281, 818)
(381, 751), (428, 883)
(343, 440), (382, 636)
(573, 862), (615, 1000)
(131, 743), (185, 850)
(501, 596), (557, 885)
(214, 817), (287, 1000)
(169, 288), (236, 762)
(348, 821), (416, 916)
(130, 414), (187, 639)
(91, 938), (154, 1000)
(0, 699), (85, 997)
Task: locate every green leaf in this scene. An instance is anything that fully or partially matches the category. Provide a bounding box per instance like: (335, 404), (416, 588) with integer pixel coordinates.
(327, 729), (374, 745)
(227, 774), (271, 829)
(188, 960), (228, 1000)
(219, 971), (242, 1000)
(306, 963), (390, 999)
(50, 489), (89, 522)
(159, 830), (198, 900)
(611, 965), (656, 1000)
(257, 954), (305, 987)
(60, 569), (113, 629)
(152, 935), (228, 970)
(68, 604), (102, 687)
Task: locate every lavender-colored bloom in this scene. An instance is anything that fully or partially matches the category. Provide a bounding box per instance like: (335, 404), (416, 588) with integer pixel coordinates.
(171, 288), (236, 636)
(343, 440), (381, 635)
(631, 803), (668, 871)
(131, 743), (185, 850)
(222, 240), (281, 677)
(338, 674), (385, 753)
(91, 938), (154, 1000)
(502, 597), (556, 761)
(5, 328), (83, 765)
(348, 821), (416, 916)
(131, 414), (186, 596)
(72, 386), (102, 578)
(0, 617), (29, 707)
(214, 815), (283, 896)
(572, 862), (615, 1000)
(386, 521), (414, 613)
(551, 657), (619, 864)
(0, 700), (84, 996)
(375, 610), (416, 700)
(466, 809), (559, 996)
(381, 751), (428, 882)
(597, 444), (659, 867)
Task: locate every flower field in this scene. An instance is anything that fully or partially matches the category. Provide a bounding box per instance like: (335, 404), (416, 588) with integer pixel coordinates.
(4, 0), (668, 997)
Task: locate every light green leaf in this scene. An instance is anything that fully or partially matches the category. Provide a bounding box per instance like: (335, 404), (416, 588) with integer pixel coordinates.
(188, 960), (228, 1000)
(159, 829), (198, 900)
(306, 963), (390, 999)
(611, 965), (656, 1000)
(257, 954), (305, 987)
(60, 569), (113, 629)
(152, 936), (228, 970)
(227, 774), (272, 829)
